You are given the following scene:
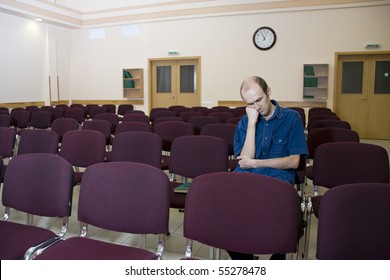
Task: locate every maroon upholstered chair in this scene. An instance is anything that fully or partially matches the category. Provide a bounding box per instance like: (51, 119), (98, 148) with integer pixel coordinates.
(0, 115), (11, 127)
(110, 131), (162, 169)
(169, 135), (228, 209)
(179, 110), (203, 122)
(89, 105), (107, 119)
(122, 113), (150, 124)
(17, 129), (59, 155)
(316, 183), (390, 260)
(114, 121), (151, 134)
(30, 110), (52, 129)
(94, 113), (119, 134)
(305, 127), (360, 182)
(102, 104), (116, 114)
(117, 104), (134, 116)
(81, 119), (112, 146)
(208, 111), (236, 123)
(183, 172), (301, 259)
(188, 115), (219, 135)
(309, 119), (350, 131)
(10, 109), (30, 130)
(59, 130), (106, 185)
(50, 118), (78, 143)
(64, 107), (85, 124)
(0, 154), (74, 260)
(153, 121), (194, 170)
(35, 162), (170, 260)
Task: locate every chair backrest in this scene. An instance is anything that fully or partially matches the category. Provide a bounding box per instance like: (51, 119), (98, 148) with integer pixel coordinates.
(188, 115), (219, 135)
(150, 107), (170, 122)
(307, 127), (360, 159)
(59, 130), (106, 168)
(226, 116), (241, 125)
(122, 113), (150, 124)
(30, 110), (52, 129)
(152, 110), (176, 121)
(288, 107), (306, 128)
(153, 121), (194, 151)
(102, 104), (116, 114)
(110, 131), (162, 169)
(0, 127), (16, 158)
(169, 135), (228, 178)
(317, 183), (390, 260)
(2, 153), (74, 218)
(81, 119), (112, 142)
(46, 107), (64, 121)
(50, 118), (79, 142)
(179, 111), (203, 122)
(309, 119), (351, 131)
(153, 117), (184, 126)
(10, 109), (30, 129)
(114, 121), (151, 134)
(0, 115), (11, 127)
(78, 162), (169, 234)
(94, 113), (119, 133)
(117, 104), (134, 116)
(308, 107), (332, 118)
(124, 110), (145, 115)
(89, 106), (107, 119)
(313, 142), (389, 189)
(200, 123), (236, 155)
(208, 111), (236, 123)
(64, 107), (85, 124)
(184, 172), (301, 255)
(17, 130), (59, 155)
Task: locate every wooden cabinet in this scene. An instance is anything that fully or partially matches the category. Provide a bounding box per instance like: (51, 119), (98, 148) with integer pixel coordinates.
(123, 68), (143, 99)
(303, 64), (328, 100)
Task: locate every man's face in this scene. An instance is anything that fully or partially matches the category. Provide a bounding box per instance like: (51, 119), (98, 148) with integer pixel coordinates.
(241, 82), (272, 117)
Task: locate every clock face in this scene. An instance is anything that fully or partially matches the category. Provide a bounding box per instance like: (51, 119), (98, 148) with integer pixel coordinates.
(253, 27), (276, 50)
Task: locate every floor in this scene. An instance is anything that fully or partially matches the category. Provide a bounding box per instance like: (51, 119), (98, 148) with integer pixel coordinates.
(1, 138), (389, 260)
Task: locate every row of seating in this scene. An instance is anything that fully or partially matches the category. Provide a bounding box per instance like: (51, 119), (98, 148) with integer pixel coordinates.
(292, 107), (390, 260)
(1, 152), (389, 260)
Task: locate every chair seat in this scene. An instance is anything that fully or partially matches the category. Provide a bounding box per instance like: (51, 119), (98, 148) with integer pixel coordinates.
(0, 221), (57, 260)
(35, 236), (158, 260)
(169, 181), (187, 209)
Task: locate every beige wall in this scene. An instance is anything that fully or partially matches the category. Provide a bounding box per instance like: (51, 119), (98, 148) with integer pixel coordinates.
(1, 4), (389, 111)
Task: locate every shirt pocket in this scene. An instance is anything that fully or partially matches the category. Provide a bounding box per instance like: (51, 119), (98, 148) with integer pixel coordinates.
(272, 135), (288, 157)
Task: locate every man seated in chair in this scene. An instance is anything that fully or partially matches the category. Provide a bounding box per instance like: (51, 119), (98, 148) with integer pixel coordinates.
(230, 76), (308, 260)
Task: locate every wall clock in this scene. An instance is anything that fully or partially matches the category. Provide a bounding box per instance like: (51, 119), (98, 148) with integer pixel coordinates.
(253, 26), (277, 50)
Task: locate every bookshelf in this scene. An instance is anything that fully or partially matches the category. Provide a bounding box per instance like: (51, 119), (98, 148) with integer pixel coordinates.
(303, 64), (328, 100)
(123, 68), (144, 99)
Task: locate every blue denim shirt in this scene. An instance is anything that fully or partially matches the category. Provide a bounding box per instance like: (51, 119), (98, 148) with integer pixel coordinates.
(234, 100), (308, 185)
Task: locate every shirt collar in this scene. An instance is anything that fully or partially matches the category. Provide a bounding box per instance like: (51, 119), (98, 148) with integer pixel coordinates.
(270, 100), (284, 120)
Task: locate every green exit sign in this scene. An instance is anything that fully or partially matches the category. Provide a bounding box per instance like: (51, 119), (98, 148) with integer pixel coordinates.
(365, 43), (381, 49)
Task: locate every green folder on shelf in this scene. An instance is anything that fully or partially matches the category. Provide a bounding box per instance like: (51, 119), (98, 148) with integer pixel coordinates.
(304, 65), (315, 76)
(174, 182), (190, 193)
(123, 70), (135, 88)
(304, 77), (318, 87)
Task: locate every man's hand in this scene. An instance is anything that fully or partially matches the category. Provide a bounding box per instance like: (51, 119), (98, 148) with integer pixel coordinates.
(246, 106), (259, 126)
(237, 155), (256, 169)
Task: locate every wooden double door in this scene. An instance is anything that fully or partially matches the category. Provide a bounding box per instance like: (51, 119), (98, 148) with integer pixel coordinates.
(335, 52), (390, 139)
(149, 57), (201, 110)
